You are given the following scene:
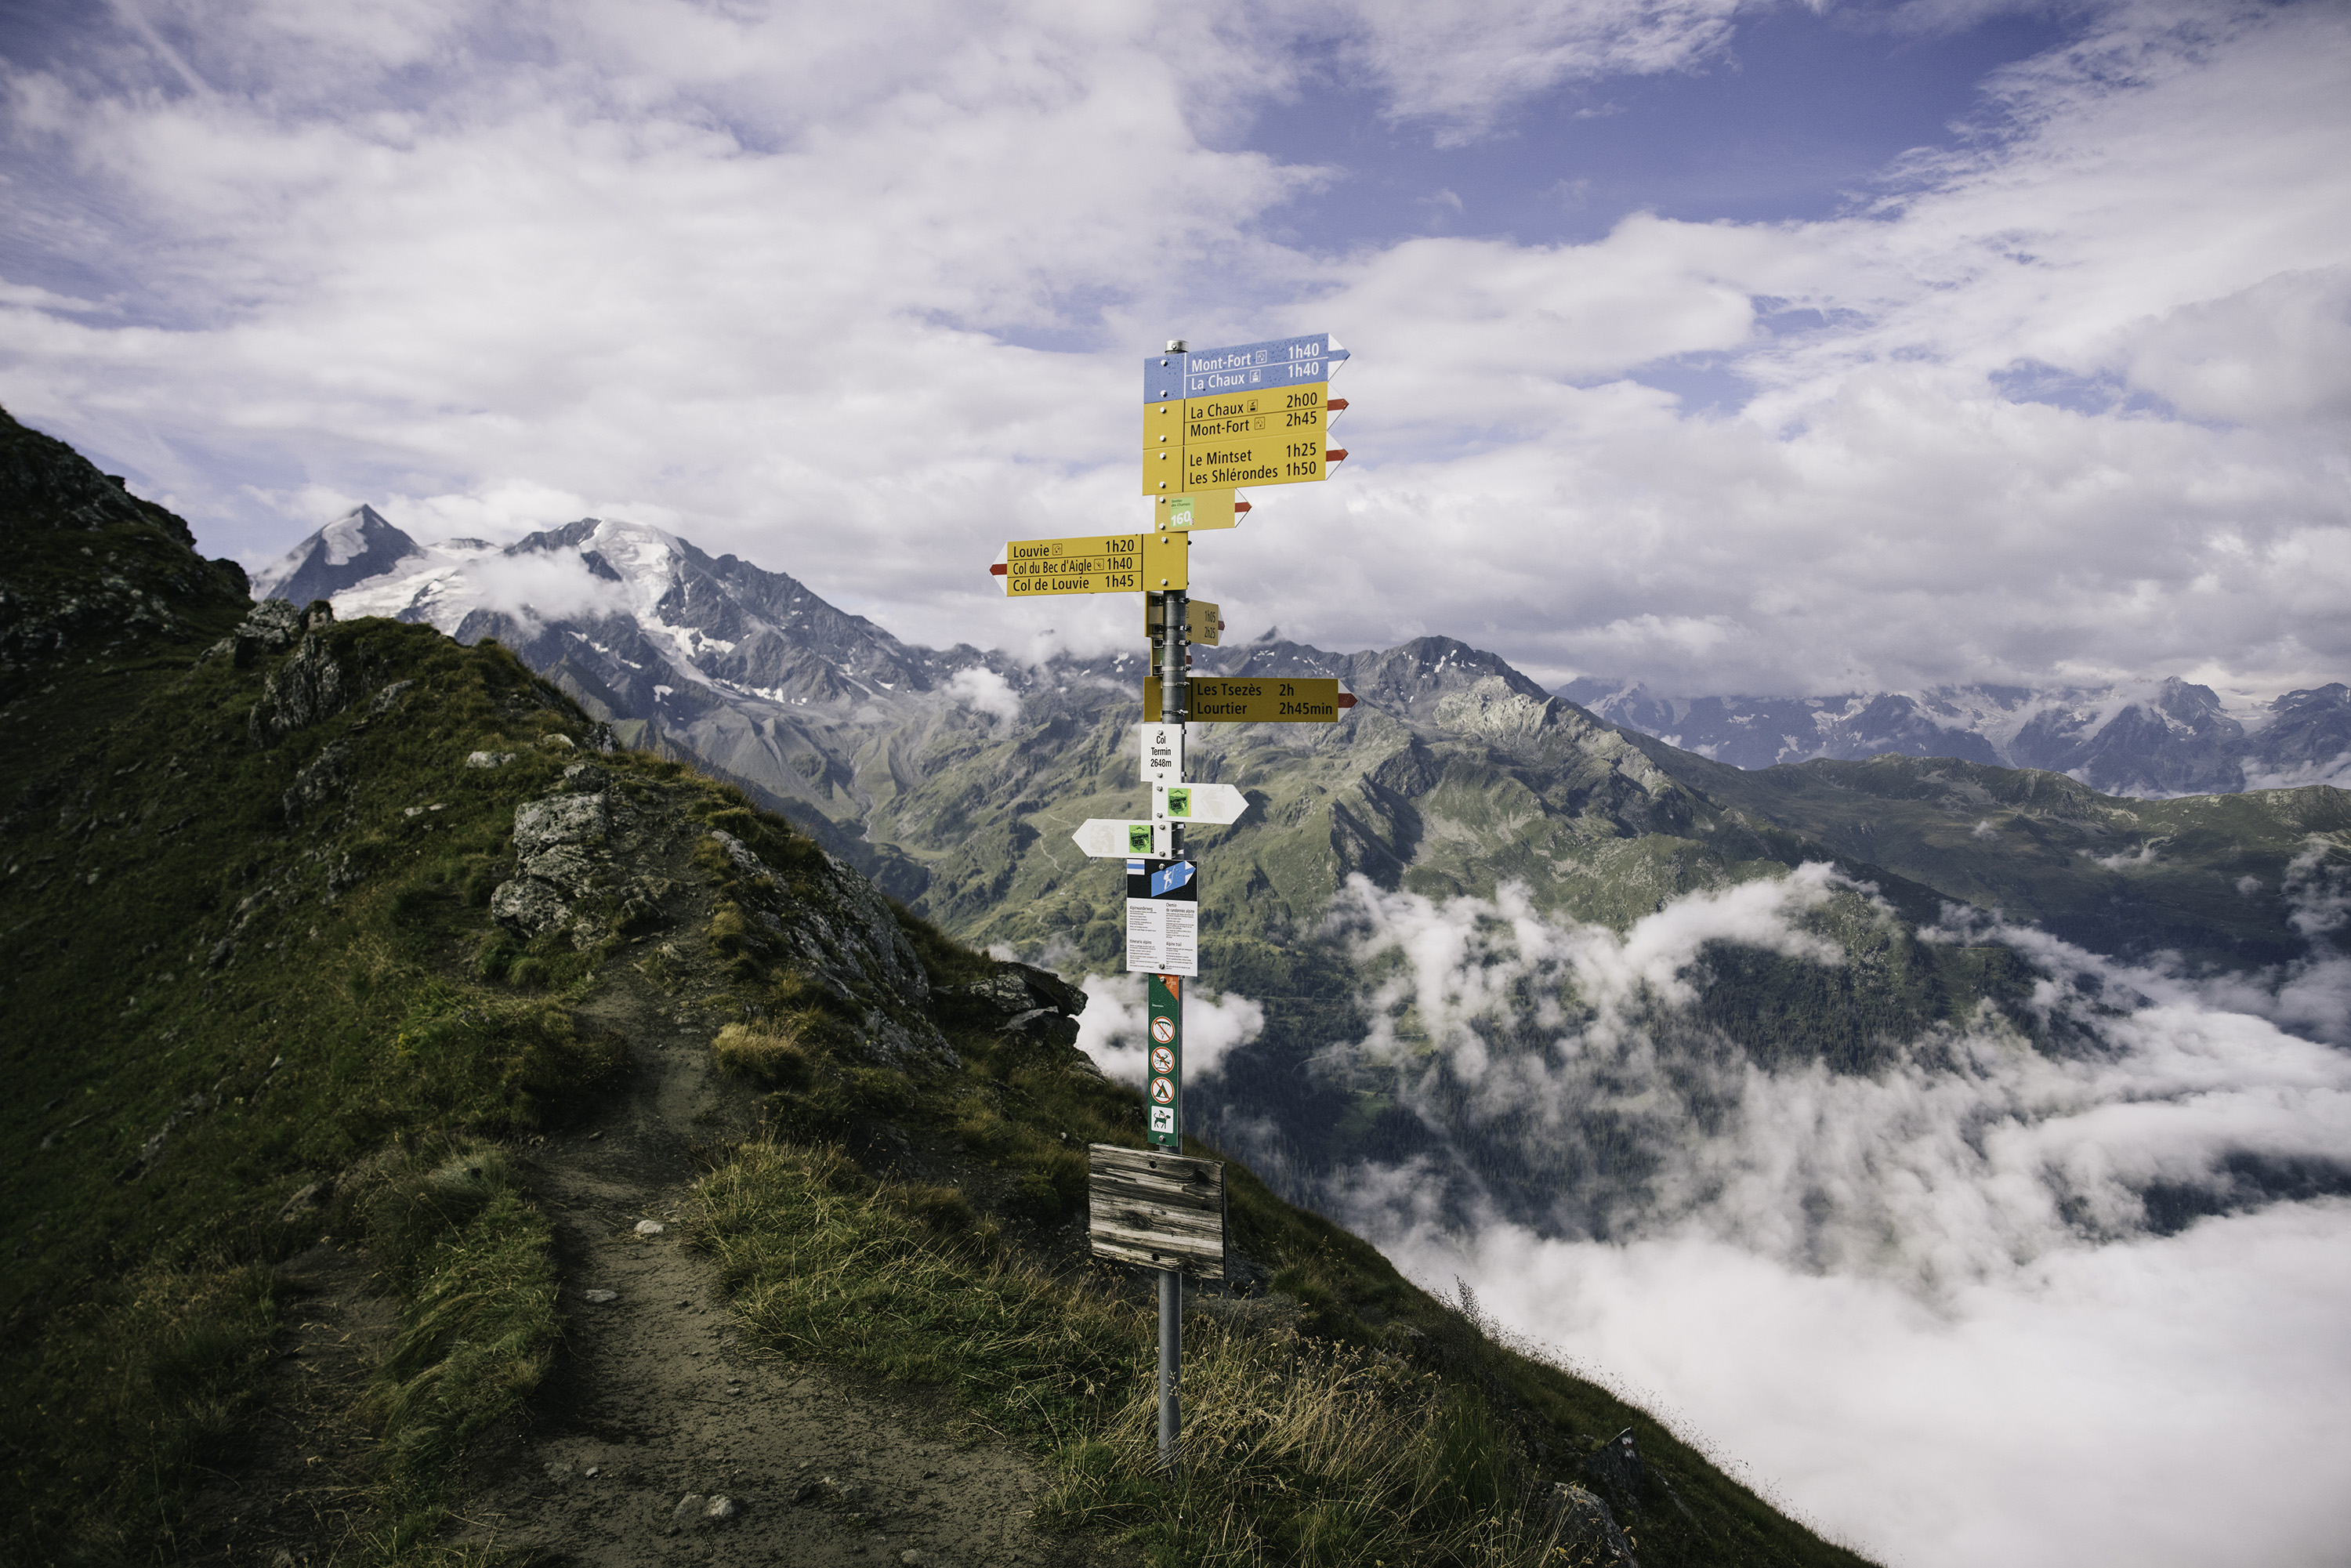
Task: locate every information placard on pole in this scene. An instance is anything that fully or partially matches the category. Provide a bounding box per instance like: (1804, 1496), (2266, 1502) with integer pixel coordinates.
(1125, 856), (1197, 977)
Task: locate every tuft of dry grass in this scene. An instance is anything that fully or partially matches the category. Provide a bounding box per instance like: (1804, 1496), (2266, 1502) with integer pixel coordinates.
(360, 1144), (563, 1501)
(1049, 1317), (1563, 1567)
(695, 1140), (1138, 1425)
(711, 1019), (814, 1086)
(696, 1139), (1572, 1568)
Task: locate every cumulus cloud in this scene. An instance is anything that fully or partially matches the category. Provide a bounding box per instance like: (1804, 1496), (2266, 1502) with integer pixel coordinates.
(1074, 972), (1266, 1087)
(0, 2), (2343, 694)
(1310, 853), (2351, 1566)
(451, 547), (633, 628)
(944, 665), (1021, 724)
(1371, 1202), (2351, 1568)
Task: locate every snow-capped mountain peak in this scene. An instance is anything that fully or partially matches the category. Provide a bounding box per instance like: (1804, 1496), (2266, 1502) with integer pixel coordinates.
(251, 503), (422, 606)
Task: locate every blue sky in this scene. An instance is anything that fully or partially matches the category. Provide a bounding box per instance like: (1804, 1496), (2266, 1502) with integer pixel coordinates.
(2, 0), (2346, 709)
(1245, 7), (2070, 244)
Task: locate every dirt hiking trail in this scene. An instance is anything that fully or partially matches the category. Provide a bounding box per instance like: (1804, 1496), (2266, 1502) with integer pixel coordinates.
(437, 972), (1124, 1568)
(187, 896), (1136, 1566)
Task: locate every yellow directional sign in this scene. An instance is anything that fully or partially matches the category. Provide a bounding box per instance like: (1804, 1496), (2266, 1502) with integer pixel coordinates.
(1143, 394), (1328, 446)
(1186, 383), (1328, 423)
(1144, 675), (1352, 723)
(1141, 379), (1342, 494)
(1145, 595), (1220, 646)
(1179, 429), (1328, 488)
(1001, 531), (1187, 596)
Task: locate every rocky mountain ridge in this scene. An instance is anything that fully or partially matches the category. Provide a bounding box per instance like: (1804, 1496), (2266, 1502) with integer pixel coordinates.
(263, 509), (2348, 835)
(260, 508), (2350, 971)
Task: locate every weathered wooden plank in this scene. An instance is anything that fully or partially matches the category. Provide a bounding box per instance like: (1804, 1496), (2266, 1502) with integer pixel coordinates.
(1092, 1194), (1220, 1230)
(1091, 1166), (1223, 1204)
(1091, 1173), (1223, 1213)
(1089, 1143), (1226, 1279)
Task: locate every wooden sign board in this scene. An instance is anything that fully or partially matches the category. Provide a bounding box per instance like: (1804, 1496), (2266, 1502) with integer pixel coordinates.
(1088, 1143), (1226, 1279)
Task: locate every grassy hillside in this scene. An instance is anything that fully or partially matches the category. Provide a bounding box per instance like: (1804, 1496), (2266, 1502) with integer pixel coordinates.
(2, 407), (1874, 1565)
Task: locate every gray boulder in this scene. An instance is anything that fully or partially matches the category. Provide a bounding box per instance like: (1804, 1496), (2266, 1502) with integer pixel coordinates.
(1545, 1481), (1638, 1565)
(493, 788), (625, 940)
(704, 827), (954, 1070)
(491, 877), (571, 940)
(282, 738), (354, 826)
(251, 617), (364, 745)
(523, 843), (596, 897)
(517, 792), (611, 853)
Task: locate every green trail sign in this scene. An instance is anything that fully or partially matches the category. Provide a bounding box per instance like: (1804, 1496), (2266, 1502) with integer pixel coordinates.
(1143, 972), (1183, 1149)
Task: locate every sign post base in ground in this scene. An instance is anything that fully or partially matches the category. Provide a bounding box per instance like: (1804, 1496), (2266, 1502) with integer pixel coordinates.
(1086, 1142), (1227, 1481)
(1160, 1266), (1182, 1480)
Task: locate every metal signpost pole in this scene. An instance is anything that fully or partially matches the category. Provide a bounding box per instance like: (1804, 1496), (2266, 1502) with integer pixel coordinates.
(1157, 337), (1189, 1483)
(1049, 330), (1349, 1490)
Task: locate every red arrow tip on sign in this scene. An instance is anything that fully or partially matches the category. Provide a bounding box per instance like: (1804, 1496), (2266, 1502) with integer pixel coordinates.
(1338, 693), (1357, 708)
(1326, 449), (1349, 462)
(988, 563), (1008, 575)
(1327, 398), (1349, 411)
(1235, 501), (1252, 513)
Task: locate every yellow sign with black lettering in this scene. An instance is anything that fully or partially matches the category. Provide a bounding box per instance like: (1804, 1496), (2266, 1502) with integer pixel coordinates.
(1141, 381), (1334, 494)
(1144, 595), (1220, 646)
(1144, 675), (1342, 723)
(1190, 384), (1326, 424)
(1003, 531), (1187, 596)
(1179, 430), (1327, 491)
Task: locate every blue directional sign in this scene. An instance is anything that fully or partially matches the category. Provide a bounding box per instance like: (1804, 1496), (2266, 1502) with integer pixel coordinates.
(1142, 333), (1349, 406)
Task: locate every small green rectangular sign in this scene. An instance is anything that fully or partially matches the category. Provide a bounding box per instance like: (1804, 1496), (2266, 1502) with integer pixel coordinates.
(1145, 972), (1181, 1149)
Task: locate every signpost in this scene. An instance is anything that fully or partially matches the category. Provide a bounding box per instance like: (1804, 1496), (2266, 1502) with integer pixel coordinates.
(1145, 596), (1221, 646)
(997, 531), (1188, 595)
(1144, 675), (1354, 723)
(1073, 819), (1170, 858)
(1141, 332), (1349, 497)
(1154, 782), (1248, 825)
(1089, 1139), (1228, 1476)
(1157, 491), (1245, 531)
(1001, 330), (1358, 1485)
(1088, 1143), (1226, 1276)
(1139, 723), (1183, 786)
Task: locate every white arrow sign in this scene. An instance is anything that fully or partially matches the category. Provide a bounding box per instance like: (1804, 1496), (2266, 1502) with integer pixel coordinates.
(1153, 782), (1250, 825)
(1074, 819), (1171, 858)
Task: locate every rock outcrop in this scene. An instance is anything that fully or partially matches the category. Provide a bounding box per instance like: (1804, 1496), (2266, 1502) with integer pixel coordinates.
(0, 403), (198, 548)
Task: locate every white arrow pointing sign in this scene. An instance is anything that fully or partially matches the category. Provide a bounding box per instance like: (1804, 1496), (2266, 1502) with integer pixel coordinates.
(1074, 819), (1171, 858)
(1154, 782), (1250, 824)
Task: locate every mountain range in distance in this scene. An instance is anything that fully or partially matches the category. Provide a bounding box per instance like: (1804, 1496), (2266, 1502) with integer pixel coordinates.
(262, 503), (2350, 827)
(1557, 675), (2351, 799)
